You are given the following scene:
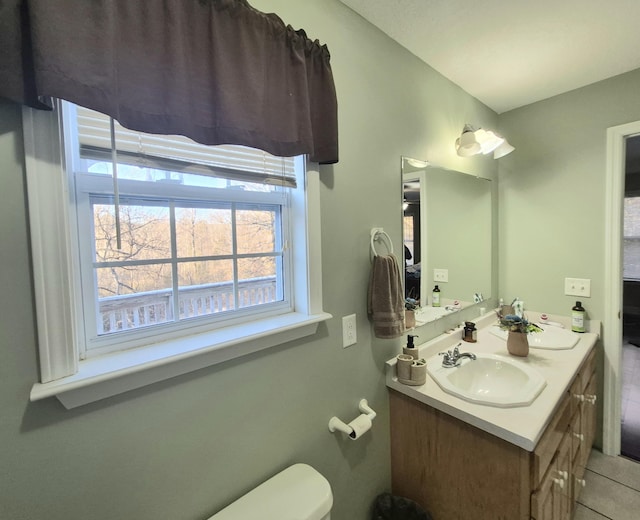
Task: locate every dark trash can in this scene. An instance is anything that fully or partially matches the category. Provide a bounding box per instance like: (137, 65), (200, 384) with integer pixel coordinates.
(372, 493), (433, 520)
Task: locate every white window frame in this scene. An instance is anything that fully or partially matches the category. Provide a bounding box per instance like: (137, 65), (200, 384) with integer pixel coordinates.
(77, 189), (290, 357)
(25, 105), (330, 409)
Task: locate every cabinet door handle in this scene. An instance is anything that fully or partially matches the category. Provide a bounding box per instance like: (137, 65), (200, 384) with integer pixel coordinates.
(553, 477), (565, 489)
(573, 432), (584, 442)
(575, 477), (586, 487)
(573, 393), (585, 402)
(585, 394), (597, 405)
(557, 470), (569, 480)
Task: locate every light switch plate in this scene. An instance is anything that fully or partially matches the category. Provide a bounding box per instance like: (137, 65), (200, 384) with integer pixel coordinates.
(564, 278), (591, 297)
(434, 269), (448, 282)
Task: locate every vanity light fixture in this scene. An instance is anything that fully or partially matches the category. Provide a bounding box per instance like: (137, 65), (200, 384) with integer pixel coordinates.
(455, 124), (482, 157)
(455, 124), (514, 159)
(493, 139), (515, 159)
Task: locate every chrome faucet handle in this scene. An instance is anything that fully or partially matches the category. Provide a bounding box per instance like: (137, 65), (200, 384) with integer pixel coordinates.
(438, 350), (459, 368)
(452, 345), (460, 358)
(438, 350), (452, 363)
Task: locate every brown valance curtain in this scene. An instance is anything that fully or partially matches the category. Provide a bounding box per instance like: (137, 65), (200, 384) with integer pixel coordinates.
(0, 0), (338, 164)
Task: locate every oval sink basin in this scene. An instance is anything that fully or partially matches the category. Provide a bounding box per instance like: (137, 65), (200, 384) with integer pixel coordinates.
(489, 325), (579, 350)
(426, 353), (546, 407)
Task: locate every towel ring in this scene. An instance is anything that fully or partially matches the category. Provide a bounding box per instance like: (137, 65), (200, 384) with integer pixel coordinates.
(370, 228), (394, 257)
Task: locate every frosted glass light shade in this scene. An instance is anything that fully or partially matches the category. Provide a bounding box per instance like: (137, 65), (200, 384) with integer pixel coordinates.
(493, 140), (515, 159)
(456, 131), (481, 156)
(477, 129), (505, 154)
(406, 158), (429, 168)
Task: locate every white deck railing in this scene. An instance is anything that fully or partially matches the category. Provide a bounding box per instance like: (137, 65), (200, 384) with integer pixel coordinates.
(98, 277), (277, 333)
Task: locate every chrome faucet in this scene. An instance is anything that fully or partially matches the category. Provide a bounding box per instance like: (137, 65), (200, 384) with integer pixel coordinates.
(439, 344), (477, 368)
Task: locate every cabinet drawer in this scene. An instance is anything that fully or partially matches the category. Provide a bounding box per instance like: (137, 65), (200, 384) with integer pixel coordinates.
(532, 392), (571, 487)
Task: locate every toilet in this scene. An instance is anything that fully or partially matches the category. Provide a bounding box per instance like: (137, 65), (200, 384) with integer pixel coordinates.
(208, 463), (333, 520)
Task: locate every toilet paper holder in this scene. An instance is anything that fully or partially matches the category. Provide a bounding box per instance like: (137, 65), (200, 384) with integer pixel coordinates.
(328, 399), (376, 440)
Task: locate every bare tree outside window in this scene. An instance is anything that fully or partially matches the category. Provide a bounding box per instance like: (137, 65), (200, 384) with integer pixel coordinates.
(92, 199), (283, 333)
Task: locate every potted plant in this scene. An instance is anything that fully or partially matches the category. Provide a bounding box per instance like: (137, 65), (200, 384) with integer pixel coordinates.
(497, 313), (541, 357)
(405, 298), (418, 329)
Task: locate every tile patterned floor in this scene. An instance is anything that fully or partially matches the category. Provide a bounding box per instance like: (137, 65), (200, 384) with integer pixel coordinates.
(574, 450), (640, 519)
(621, 341), (640, 461)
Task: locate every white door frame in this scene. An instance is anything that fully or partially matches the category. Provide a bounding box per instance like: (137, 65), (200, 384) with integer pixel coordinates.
(603, 121), (640, 455)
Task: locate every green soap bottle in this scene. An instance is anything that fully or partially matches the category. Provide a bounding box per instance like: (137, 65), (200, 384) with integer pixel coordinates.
(571, 301), (586, 333)
(432, 285), (441, 307)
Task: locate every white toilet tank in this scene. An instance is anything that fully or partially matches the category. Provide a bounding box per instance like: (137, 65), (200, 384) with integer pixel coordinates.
(208, 463), (333, 520)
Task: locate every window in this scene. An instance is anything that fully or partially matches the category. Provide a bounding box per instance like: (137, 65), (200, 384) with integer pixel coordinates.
(624, 196), (640, 280)
(25, 103), (329, 408)
(68, 104), (296, 357)
(403, 215), (415, 266)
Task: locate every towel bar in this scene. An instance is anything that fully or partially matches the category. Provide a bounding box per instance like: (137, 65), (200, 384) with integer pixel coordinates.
(370, 228), (394, 257)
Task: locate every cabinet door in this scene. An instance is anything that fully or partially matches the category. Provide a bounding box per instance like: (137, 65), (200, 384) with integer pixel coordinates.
(572, 371), (597, 505)
(556, 433), (572, 520)
(582, 374), (597, 454)
(577, 373), (597, 471)
(532, 433), (572, 520)
(531, 458), (560, 520)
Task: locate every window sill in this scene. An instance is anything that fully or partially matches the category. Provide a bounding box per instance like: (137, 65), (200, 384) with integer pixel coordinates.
(30, 311), (331, 409)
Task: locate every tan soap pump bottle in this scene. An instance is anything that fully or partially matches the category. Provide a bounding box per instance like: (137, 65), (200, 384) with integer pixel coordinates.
(403, 334), (419, 359)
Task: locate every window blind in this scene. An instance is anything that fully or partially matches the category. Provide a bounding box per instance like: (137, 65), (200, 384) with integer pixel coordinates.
(75, 105), (297, 188)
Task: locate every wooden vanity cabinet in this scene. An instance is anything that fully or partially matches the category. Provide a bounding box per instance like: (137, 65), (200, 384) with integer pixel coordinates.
(571, 359), (597, 505)
(390, 347), (597, 520)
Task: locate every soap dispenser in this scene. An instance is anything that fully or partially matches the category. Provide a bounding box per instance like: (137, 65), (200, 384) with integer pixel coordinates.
(432, 285), (441, 307)
(403, 334), (420, 359)
(571, 301), (586, 333)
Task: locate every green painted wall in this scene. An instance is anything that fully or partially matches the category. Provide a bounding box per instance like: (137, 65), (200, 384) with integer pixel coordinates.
(9, 1), (637, 518)
(499, 68), (640, 321)
(0, 1), (497, 519)
(426, 170), (493, 301)
(498, 68), (640, 448)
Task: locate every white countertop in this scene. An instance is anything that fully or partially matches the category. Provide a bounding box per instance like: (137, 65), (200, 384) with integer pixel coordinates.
(385, 311), (600, 451)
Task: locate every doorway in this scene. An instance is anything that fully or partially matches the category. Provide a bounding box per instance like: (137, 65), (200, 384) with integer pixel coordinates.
(403, 180), (421, 299)
(604, 122), (640, 457)
(621, 135), (640, 461)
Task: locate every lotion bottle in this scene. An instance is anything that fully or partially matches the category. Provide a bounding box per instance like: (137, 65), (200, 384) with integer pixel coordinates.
(571, 301), (586, 333)
(432, 285), (441, 307)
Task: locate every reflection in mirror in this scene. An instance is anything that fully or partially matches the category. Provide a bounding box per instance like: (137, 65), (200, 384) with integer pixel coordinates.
(402, 157), (492, 326)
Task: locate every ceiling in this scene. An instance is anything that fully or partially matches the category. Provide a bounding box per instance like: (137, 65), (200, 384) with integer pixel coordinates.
(339, 0), (640, 114)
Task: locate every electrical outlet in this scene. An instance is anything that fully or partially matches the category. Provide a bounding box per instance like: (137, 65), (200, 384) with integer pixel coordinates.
(342, 314), (357, 348)
(434, 268), (449, 282)
(564, 278), (591, 297)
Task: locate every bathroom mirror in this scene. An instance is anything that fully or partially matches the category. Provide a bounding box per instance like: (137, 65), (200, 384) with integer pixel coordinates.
(402, 156), (492, 325)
